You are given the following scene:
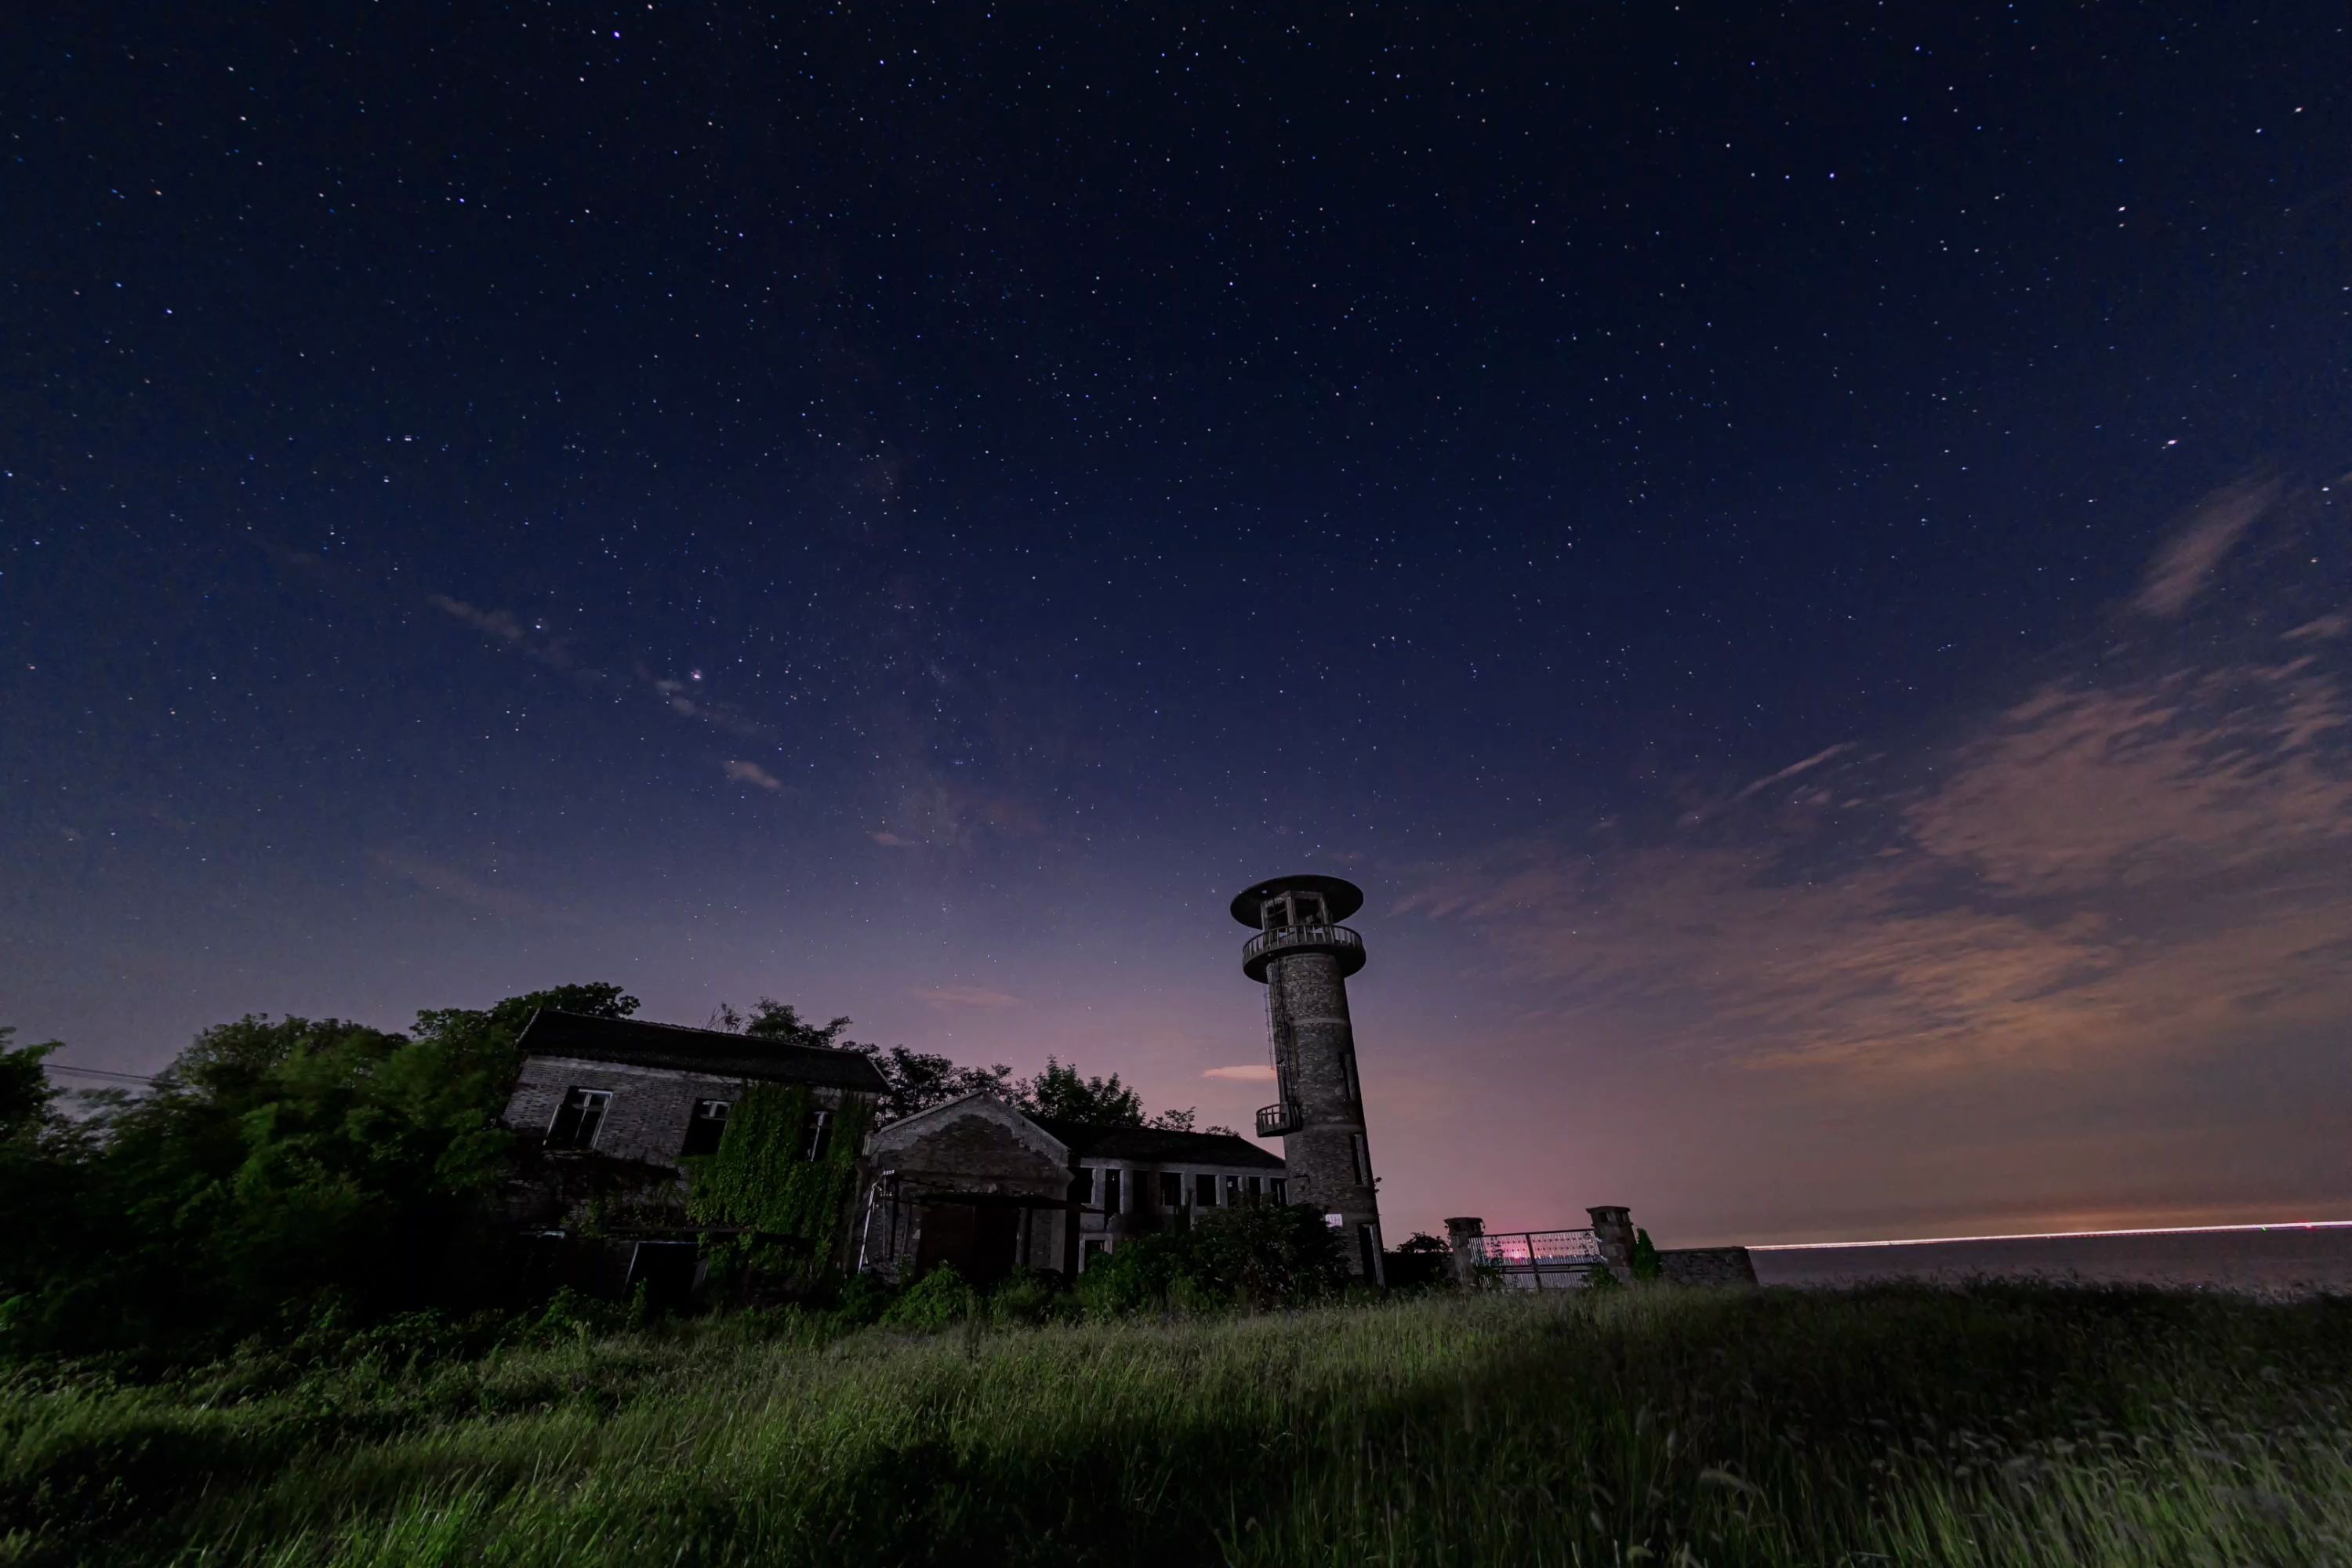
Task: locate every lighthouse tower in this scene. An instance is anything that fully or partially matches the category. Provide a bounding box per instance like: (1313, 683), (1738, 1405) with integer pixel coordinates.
(1233, 873), (1384, 1281)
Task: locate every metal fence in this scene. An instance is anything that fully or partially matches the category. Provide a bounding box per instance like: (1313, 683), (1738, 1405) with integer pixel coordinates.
(1465, 1228), (1605, 1273)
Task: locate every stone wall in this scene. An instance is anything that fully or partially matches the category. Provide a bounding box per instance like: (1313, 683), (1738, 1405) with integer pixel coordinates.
(862, 1099), (1075, 1281)
(503, 1054), (858, 1171)
(1269, 949), (1384, 1276)
(1657, 1247), (1759, 1287)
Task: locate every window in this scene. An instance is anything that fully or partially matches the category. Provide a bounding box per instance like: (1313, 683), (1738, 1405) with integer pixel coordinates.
(1080, 1237), (1109, 1272)
(805, 1109), (833, 1162)
(1352, 1133), (1371, 1187)
(1261, 897), (1288, 930)
(1359, 1223), (1381, 1281)
(1102, 1167), (1121, 1214)
(546, 1088), (611, 1149)
(1245, 1175), (1262, 1203)
(1224, 1174), (1240, 1205)
(1324, 1211), (1345, 1232)
(1271, 1178), (1287, 1205)
(1345, 1052), (1360, 1105)
(1294, 892), (1327, 925)
(1194, 1172), (1218, 1207)
(1158, 1171), (1182, 1209)
(681, 1098), (729, 1157)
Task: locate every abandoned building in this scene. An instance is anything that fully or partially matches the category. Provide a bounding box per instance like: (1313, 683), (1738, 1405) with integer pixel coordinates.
(498, 1008), (891, 1300)
(494, 874), (1770, 1299)
(856, 1093), (1290, 1284)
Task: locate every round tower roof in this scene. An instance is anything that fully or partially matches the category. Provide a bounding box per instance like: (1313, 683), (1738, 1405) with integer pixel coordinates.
(1229, 873), (1365, 926)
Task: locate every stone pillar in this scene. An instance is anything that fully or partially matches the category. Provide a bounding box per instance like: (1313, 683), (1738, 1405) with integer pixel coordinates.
(1443, 1216), (1486, 1287)
(1588, 1205), (1635, 1282)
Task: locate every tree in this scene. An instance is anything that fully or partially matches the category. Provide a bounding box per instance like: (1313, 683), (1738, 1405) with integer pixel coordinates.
(710, 997), (849, 1049)
(845, 1044), (1014, 1125)
(1145, 1106), (1196, 1132)
(412, 982), (641, 1110)
(0, 1029), (86, 1313)
(0, 1027), (63, 1142)
(1014, 1056), (1145, 1127)
(3, 982), (640, 1358)
(1383, 1231), (1454, 1288)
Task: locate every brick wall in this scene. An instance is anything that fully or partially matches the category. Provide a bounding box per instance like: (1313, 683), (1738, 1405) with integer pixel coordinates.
(1268, 949), (1383, 1276)
(863, 1102), (1074, 1280)
(503, 1054), (858, 1171)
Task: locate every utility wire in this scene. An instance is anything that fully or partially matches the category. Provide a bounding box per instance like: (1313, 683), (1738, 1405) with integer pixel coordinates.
(39, 1063), (158, 1084)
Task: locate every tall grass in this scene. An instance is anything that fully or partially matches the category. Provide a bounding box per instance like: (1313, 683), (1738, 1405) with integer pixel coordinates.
(5, 1284), (2350, 1565)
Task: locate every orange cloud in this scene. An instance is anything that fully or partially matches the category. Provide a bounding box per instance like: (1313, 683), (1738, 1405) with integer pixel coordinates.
(1396, 493), (2352, 1089)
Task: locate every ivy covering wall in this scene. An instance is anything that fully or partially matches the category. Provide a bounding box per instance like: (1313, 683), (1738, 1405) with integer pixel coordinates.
(684, 1084), (871, 1277)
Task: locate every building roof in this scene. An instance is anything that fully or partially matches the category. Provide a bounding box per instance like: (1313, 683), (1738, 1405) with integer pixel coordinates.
(514, 1010), (891, 1094)
(1229, 873), (1365, 926)
(1034, 1118), (1287, 1171)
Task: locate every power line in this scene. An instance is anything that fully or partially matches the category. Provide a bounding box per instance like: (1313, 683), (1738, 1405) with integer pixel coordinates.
(39, 1063), (158, 1084)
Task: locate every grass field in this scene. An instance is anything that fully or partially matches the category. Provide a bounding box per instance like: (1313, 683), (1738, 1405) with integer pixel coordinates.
(5, 1283), (2351, 1566)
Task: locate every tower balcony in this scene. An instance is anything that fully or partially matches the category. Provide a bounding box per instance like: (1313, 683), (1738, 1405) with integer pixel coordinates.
(1241, 922), (1366, 982)
(1255, 1102), (1302, 1138)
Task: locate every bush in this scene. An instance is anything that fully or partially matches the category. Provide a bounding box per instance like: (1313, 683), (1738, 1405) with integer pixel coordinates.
(985, 1270), (1070, 1326)
(830, 1272), (897, 1327)
(1073, 1203), (1352, 1318)
(880, 1265), (976, 1331)
(1182, 1203), (1351, 1306)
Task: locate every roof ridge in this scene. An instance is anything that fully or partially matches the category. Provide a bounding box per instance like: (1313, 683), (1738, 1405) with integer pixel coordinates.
(532, 1009), (855, 1054)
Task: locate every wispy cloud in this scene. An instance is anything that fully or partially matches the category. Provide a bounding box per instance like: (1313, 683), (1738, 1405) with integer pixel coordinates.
(911, 985), (1022, 1010)
(2133, 474), (2278, 617)
(427, 593), (576, 670)
(1397, 478), (2352, 1087)
(426, 590), (782, 739)
(723, 759), (784, 792)
(1203, 1064), (1277, 1081)
(648, 675), (773, 740)
(870, 830), (917, 848)
(369, 849), (558, 921)
(428, 594), (525, 644)
(1734, 742), (1857, 802)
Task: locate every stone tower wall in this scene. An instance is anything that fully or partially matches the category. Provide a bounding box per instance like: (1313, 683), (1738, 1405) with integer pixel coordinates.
(1268, 948), (1382, 1275)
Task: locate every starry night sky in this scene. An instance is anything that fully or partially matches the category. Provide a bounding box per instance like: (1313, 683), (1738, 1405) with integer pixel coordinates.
(7, 5), (2349, 1245)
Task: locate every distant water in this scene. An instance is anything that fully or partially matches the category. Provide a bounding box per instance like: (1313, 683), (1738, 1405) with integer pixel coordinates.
(1750, 1224), (2352, 1297)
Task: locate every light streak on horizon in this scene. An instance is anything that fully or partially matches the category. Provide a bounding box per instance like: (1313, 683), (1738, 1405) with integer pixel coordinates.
(1751, 1219), (2352, 1251)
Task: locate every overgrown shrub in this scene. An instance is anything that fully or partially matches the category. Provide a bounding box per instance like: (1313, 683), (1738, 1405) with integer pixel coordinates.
(1073, 1203), (1352, 1318)
(880, 1265), (976, 1331)
(830, 1272), (898, 1327)
(984, 1270), (1070, 1326)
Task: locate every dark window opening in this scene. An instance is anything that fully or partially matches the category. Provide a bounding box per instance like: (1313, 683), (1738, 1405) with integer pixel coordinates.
(804, 1109), (833, 1162)
(1358, 1223), (1381, 1281)
(681, 1098), (729, 1157)
(547, 1088), (611, 1150)
(1102, 1167), (1121, 1214)
(1195, 1172), (1218, 1207)
(1224, 1174), (1240, 1205)
(1081, 1237), (1108, 1272)
(1245, 1175), (1263, 1203)
(1272, 1178), (1288, 1204)
(1158, 1171), (1182, 1209)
